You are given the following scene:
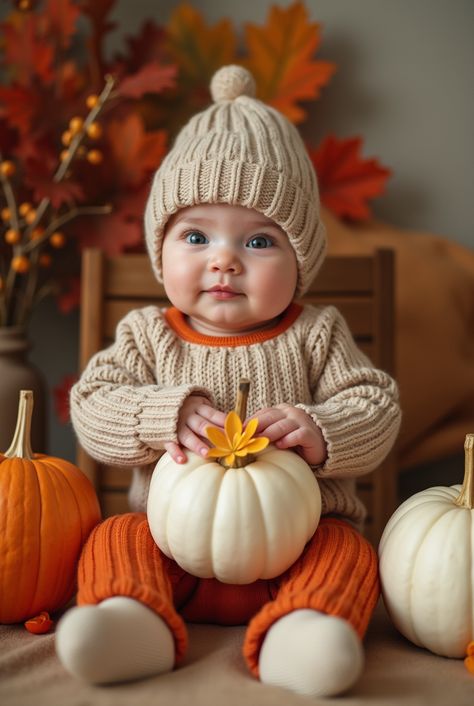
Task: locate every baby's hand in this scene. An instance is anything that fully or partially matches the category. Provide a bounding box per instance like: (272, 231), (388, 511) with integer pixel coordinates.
(163, 395), (226, 464)
(249, 404), (327, 467)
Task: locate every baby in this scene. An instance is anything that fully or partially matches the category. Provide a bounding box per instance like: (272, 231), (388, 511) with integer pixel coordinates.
(56, 65), (401, 698)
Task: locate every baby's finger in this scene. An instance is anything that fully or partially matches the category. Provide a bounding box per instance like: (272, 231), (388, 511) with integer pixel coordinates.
(177, 427), (210, 458)
(247, 408), (285, 431)
(196, 404), (227, 427)
(163, 441), (187, 464)
(261, 418), (299, 441)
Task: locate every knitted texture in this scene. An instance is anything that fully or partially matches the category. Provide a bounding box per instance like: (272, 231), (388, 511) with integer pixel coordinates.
(76, 514), (377, 677)
(70, 303), (401, 527)
(243, 518), (379, 677)
(144, 65), (326, 298)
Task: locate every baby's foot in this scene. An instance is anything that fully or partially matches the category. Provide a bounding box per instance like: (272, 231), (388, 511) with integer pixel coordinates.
(56, 596), (175, 684)
(258, 609), (364, 697)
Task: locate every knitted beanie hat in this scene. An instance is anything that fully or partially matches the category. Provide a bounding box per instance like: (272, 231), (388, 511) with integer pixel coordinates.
(144, 65), (326, 297)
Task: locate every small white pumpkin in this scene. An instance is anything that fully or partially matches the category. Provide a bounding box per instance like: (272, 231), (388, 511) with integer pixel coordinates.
(379, 433), (474, 658)
(147, 379), (321, 584)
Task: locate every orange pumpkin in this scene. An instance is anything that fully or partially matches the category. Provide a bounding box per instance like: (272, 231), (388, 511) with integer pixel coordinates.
(0, 390), (101, 624)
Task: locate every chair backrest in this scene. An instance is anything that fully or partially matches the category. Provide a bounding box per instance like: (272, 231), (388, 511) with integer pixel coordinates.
(77, 248), (396, 545)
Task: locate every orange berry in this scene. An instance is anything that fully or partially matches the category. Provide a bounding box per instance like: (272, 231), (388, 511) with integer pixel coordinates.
(62, 130), (73, 146)
(87, 122), (102, 139)
(87, 149), (103, 165)
(0, 161), (16, 177)
(60, 150), (70, 162)
(30, 227), (45, 240)
(19, 202), (32, 216)
(69, 116), (84, 134)
(5, 228), (21, 244)
(1, 207), (11, 221)
(86, 94), (99, 109)
(11, 255), (29, 273)
(24, 209), (37, 224)
(39, 253), (52, 267)
(50, 231), (65, 248)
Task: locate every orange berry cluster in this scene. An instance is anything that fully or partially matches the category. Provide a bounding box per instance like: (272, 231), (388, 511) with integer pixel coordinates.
(60, 95), (103, 165)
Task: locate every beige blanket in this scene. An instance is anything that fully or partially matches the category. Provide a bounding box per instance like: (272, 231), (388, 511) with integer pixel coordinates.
(324, 208), (474, 470)
(0, 601), (472, 706)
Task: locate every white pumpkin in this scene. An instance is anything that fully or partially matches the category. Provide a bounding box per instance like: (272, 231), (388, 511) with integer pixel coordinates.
(147, 445), (321, 584)
(379, 434), (474, 658)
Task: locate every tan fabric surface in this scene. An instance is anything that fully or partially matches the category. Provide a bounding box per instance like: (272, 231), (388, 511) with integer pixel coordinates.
(324, 207), (474, 470)
(1, 601), (472, 706)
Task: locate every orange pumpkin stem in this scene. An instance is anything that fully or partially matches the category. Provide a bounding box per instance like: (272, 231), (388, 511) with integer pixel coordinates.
(454, 434), (474, 510)
(4, 389), (34, 460)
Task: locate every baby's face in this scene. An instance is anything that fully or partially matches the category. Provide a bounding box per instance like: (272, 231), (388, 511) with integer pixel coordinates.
(162, 204), (298, 336)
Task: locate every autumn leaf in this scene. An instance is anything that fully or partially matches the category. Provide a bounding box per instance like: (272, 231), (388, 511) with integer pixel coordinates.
(45, 0), (82, 50)
(0, 85), (42, 134)
(243, 1), (336, 123)
(309, 135), (391, 221)
(106, 112), (167, 188)
(1, 16), (54, 86)
(28, 176), (85, 209)
(53, 374), (77, 423)
(166, 3), (237, 84)
(117, 62), (178, 99)
(75, 206), (143, 255)
(116, 20), (167, 72)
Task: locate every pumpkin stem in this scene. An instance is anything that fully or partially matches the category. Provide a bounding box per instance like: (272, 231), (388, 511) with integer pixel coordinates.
(225, 378), (253, 469)
(4, 390), (34, 460)
(454, 434), (474, 509)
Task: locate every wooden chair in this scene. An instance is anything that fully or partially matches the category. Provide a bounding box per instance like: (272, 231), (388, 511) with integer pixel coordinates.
(77, 248), (396, 545)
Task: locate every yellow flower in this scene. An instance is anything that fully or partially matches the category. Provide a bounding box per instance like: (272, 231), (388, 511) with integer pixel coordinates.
(205, 411), (269, 467)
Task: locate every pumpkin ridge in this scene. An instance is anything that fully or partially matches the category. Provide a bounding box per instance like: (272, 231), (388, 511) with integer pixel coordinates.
(22, 458), (43, 619)
(45, 457), (99, 545)
(35, 460), (79, 610)
(408, 507), (460, 647)
(28, 460), (67, 614)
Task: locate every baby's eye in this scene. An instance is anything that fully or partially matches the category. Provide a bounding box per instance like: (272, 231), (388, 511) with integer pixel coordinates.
(246, 235), (273, 249)
(185, 231), (208, 245)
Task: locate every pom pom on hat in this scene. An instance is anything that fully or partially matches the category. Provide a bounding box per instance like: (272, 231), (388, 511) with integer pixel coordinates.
(210, 65), (257, 103)
(144, 65), (326, 298)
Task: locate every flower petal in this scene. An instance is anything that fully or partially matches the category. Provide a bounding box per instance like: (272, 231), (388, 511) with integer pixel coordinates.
(206, 425), (229, 449)
(206, 447), (228, 459)
(245, 436), (270, 454)
(237, 418), (259, 449)
(224, 452), (236, 466)
(225, 411), (242, 443)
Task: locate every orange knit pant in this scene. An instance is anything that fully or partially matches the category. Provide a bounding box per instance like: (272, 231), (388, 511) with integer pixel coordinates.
(77, 512), (379, 676)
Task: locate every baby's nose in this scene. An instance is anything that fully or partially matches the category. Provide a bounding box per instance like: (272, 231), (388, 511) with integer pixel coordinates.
(208, 247), (242, 273)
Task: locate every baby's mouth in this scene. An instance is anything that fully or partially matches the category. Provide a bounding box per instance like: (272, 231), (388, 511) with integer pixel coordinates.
(205, 285), (242, 299)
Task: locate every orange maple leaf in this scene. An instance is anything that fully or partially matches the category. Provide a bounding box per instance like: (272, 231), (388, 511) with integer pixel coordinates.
(309, 135), (391, 221)
(165, 3), (237, 84)
(106, 113), (167, 188)
(243, 1), (336, 123)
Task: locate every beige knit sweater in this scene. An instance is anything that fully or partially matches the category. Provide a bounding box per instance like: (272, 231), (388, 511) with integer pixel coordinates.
(70, 302), (401, 528)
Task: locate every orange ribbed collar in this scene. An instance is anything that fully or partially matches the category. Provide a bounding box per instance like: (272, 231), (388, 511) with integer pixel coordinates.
(164, 302), (303, 347)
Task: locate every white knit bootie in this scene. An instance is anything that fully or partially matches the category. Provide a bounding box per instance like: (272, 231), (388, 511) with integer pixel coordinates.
(258, 609), (364, 697)
(55, 596), (175, 684)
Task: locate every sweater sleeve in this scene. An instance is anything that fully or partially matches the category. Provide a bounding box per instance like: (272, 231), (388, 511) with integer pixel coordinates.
(70, 307), (213, 466)
(296, 306), (401, 478)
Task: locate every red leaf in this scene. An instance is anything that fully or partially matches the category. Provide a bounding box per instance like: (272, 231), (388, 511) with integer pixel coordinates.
(25, 159), (85, 208)
(106, 113), (167, 188)
(75, 207), (143, 256)
(309, 135), (391, 221)
(0, 85), (42, 134)
(45, 0), (82, 49)
(1, 16), (54, 86)
(25, 612), (54, 635)
(57, 278), (81, 314)
(117, 20), (167, 72)
(117, 62), (177, 99)
(53, 374), (77, 423)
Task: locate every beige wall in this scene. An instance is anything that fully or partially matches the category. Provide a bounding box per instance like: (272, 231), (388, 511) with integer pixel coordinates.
(110, 0), (474, 248)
